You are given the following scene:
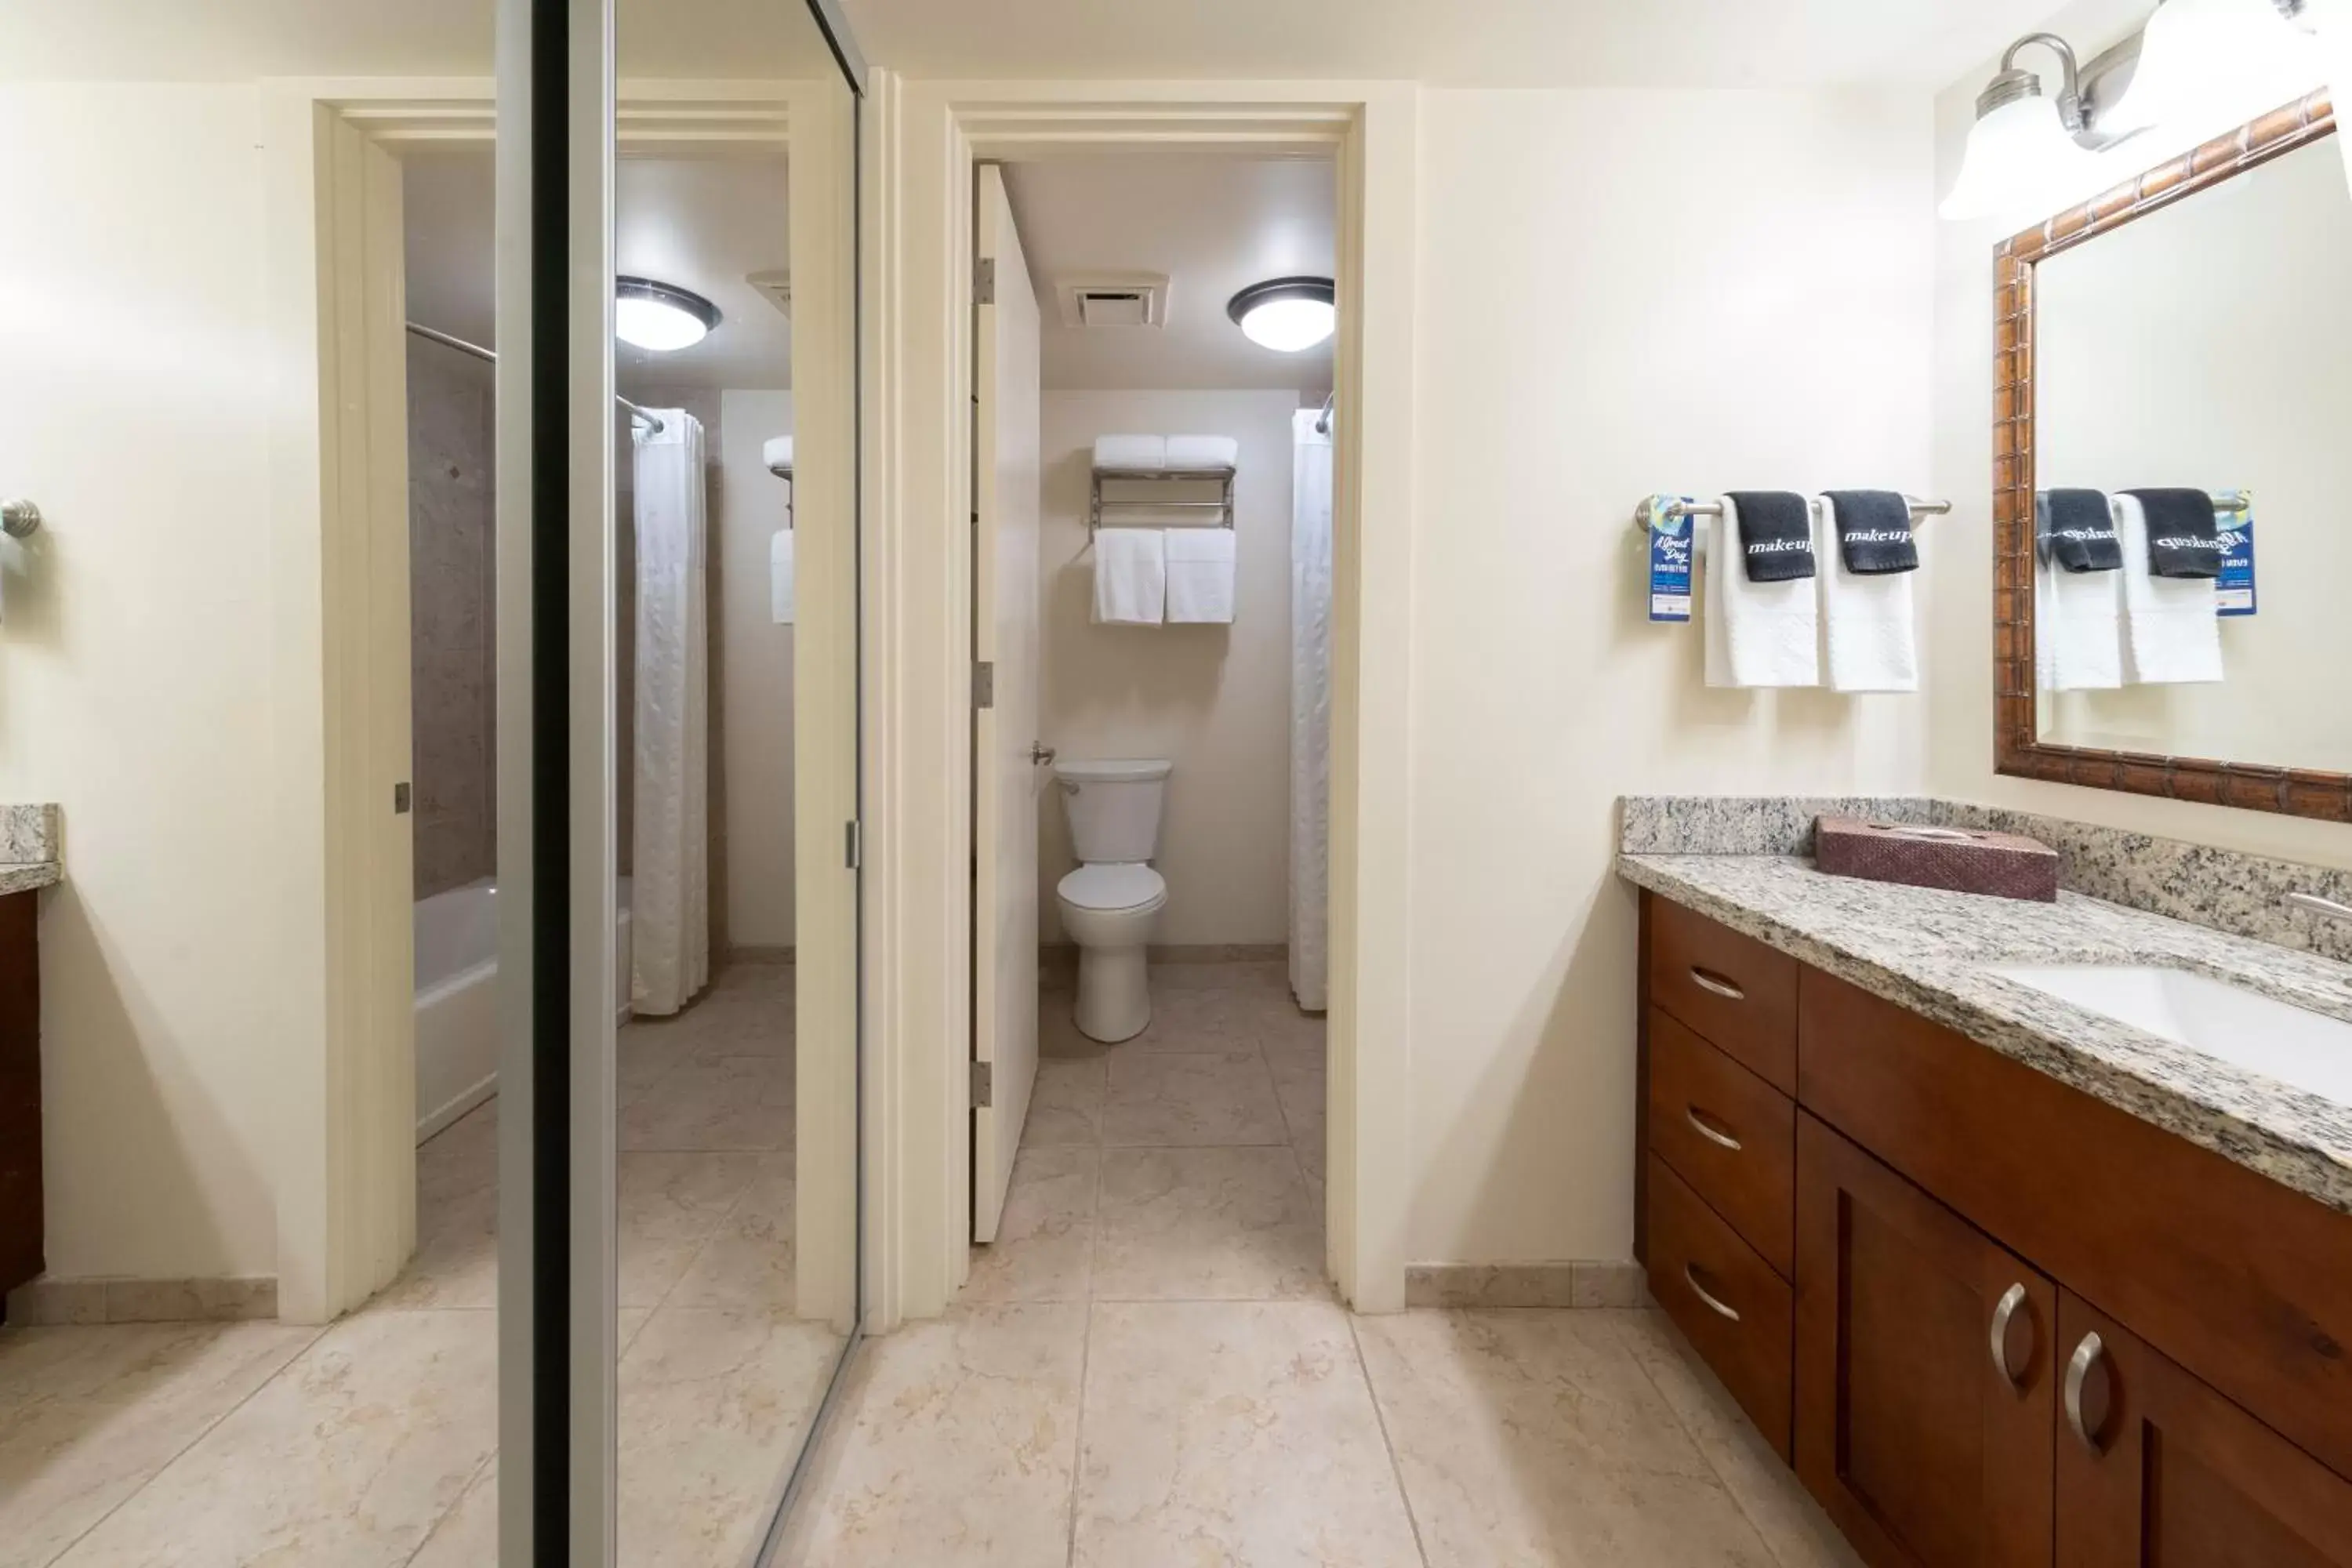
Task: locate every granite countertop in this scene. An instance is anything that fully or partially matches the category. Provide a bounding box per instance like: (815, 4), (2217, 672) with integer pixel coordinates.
(1619, 852), (2352, 1219)
(0, 862), (60, 897)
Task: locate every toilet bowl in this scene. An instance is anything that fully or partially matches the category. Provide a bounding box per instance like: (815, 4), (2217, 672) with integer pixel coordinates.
(1053, 757), (1174, 1043)
(1057, 862), (1167, 1042)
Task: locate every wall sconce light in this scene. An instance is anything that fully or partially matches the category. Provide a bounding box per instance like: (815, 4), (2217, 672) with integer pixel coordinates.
(2104, 0), (2322, 136)
(1940, 33), (2111, 221)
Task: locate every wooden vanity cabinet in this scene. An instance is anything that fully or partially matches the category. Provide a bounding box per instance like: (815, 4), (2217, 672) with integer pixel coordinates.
(1632, 890), (2352, 1568)
(0, 890), (44, 1305)
(1795, 1113), (2056, 1568)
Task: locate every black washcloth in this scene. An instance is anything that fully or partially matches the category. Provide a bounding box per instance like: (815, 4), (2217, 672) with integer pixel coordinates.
(1727, 491), (1816, 583)
(2122, 488), (2223, 579)
(1822, 490), (1918, 574)
(2040, 488), (2122, 572)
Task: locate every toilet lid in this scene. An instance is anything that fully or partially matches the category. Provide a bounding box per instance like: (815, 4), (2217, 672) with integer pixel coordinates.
(1058, 863), (1166, 913)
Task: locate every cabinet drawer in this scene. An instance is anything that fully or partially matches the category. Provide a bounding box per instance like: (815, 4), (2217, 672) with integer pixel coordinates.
(1801, 967), (2352, 1484)
(1647, 898), (1798, 1094)
(1649, 1008), (1795, 1278)
(1648, 1152), (1793, 1461)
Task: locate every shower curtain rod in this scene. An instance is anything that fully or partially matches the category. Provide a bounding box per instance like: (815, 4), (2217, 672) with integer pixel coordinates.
(404, 321), (666, 434)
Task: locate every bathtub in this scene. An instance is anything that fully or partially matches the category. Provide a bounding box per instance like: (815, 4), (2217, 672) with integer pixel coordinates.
(412, 876), (639, 1143)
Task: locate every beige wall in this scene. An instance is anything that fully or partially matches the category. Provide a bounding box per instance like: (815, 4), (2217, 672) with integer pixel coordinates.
(407, 336), (498, 899)
(1405, 88), (1936, 1269)
(1036, 390), (1299, 947)
(1926, 2), (2352, 870)
(717, 389), (798, 950)
(0, 83), (287, 1279)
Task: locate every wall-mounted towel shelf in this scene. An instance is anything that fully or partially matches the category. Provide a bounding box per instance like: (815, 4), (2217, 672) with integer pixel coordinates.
(1632, 493), (1951, 538)
(1090, 466), (1237, 533)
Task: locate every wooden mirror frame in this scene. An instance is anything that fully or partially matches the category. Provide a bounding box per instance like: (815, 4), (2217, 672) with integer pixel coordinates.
(1991, 89), (2346, 823)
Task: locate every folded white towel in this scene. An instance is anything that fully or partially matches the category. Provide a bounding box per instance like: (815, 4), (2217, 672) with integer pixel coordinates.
(770, 529), (795, 625)
(1704, 495), (1820, 688)
(1164, 528), (1237, 623)
(2114, 494), (2223, 684)
(762, 435), (794, 474)
(1816, 495), (1917, 693)
(1094, 434), (1166, 472)
(1092, 528), (1166, 625)
(1164, 434), (1239, 471)
(2035, 539), (2123, 692)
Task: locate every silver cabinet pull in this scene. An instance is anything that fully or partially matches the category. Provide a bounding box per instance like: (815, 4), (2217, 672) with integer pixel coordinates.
(1988, 1283), (2029, 1388)
(1688, 967), (1746, 1001)
(2064, 1331), (2107, 1453)
(1683, 1264), (1741, 1322)
(1685, 1106), (1743, 1152)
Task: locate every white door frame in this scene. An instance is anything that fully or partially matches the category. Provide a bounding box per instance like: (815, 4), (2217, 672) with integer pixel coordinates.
(861, 76), (1418, 1327)
(263, 74), (859, 1338)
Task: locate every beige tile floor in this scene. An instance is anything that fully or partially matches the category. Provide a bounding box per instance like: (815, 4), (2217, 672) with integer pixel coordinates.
(0, 964), (837, 1568)
(791, 960), (1862, 1568)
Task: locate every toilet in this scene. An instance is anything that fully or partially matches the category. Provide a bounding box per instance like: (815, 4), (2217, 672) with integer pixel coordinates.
(1054, 757), (1173, 1043)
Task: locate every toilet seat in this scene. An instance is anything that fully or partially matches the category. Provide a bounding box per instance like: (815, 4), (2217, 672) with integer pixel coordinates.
(1057, 862), (1167, 914)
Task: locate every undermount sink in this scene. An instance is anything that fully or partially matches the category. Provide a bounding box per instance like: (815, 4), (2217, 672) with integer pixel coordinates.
(1990, 964), (2352, 1107)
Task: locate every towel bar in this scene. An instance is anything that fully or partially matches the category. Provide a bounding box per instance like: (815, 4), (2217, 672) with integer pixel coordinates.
(1633, 494), (1951, 537)
(0, 500), (39, 540)
(1091, 464), (1237, 532)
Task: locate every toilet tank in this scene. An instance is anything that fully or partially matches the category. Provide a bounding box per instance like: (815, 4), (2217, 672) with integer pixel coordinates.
(1055, 758), (1172, 864)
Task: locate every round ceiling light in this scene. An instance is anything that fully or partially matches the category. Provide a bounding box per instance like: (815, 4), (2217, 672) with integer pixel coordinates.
(615, 276), (721, 352)
(1225, 276), (1336, 353)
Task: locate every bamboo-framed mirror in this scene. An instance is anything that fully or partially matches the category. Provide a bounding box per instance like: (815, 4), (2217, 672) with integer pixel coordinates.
(1992, 89), (2348, 823)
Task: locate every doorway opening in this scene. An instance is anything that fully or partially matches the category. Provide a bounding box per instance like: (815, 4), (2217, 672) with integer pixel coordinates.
(965, 152), (1339, 1301)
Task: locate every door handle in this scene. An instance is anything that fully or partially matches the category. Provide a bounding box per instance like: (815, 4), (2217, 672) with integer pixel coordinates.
(1988, 1283), (2030, 1389)
(2064, 1331), (2108, 1453)
(1684, 1106), (1743, 1152)
(1687, 967), (1746, 1001)
(1682, 1264), (1741, 1323)
(1029, 742), (1057, 767)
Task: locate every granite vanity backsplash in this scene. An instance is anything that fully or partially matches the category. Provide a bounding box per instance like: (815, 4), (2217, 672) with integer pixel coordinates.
(0, 803), (62, 895)
(1621, 795), (2352, 967)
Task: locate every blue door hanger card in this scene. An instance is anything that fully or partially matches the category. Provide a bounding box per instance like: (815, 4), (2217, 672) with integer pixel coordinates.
(2216, 490), (2255, 617)
(1648, 497), (1694, 622)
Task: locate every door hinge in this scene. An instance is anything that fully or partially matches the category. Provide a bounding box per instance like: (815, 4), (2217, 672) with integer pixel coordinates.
(844, 819), (861, 869)
(974, 660), (995, 710)
(970, 1059), (993, 1108)
(975, 256), (996, 306)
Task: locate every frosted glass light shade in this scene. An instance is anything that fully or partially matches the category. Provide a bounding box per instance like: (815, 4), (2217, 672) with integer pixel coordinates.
(615, 277), (720, 352)
(1940, 93), (2103, 222)
(1237, 297), (1336, 352)
(2104, 0), (2325, 137)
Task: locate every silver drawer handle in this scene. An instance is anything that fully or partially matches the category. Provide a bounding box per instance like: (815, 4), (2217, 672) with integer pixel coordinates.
(1685, 1106), (1744, 1152)
(2064, 1331), (2107, 1453)
(1683, 1264), (1741, 1323)
(1988, 1283), (2028, 1389)
(1688, 967), (1746, 1002)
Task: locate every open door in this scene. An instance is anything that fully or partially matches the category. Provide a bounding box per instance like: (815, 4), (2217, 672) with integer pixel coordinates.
(971, 164), (1043, 1243)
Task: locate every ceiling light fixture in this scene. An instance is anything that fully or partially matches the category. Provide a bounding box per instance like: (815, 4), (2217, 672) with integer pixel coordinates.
(1940, 33), (2109, 222)
(615, 276), (721, 352)
(1225, 277), (1336, 353)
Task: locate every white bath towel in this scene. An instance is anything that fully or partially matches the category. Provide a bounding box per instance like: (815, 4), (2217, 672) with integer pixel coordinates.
(770, 528), (795, 625)
(1164, 528), (1237, 623)
(1164, 434), (1239, 471)
(2114, 494), (2223, 684)
(1817, 495), (1918, 693)
(1092, 528), (1166, 625)
(1704, 495), (1820, 688)
(2034, 541), (2123, 692)
(1093, 434), (1166, 472)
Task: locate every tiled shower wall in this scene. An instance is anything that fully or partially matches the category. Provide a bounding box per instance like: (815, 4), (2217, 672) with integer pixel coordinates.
(408, 338), (498, 900)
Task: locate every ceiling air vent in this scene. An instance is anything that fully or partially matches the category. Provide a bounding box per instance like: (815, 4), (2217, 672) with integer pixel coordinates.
(1054, 272), (1170, 330)
(746, 268), (791, 320)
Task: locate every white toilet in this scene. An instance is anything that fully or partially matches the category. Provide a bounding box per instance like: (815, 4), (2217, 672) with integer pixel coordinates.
(1054, 757), (1173, 1043)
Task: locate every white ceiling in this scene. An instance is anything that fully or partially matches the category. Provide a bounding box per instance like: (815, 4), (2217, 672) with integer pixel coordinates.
(0, 0), (837, 81)
(837, 0), (2074, 87)
(1004, 156), (1337, 391)
(403, 150), (795, 392)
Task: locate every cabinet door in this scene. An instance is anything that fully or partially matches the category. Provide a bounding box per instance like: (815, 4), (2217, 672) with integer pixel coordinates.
(2056, 1293), (2352, 1567)
(1795, 1113), (2056, 1568)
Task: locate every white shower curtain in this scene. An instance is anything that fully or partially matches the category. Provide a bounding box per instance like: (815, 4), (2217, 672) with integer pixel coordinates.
(1289, 409), (1334, 1013)
(631, 410), (710, 1016)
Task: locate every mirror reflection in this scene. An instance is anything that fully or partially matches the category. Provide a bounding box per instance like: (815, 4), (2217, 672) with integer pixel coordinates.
(2031, 129), (2351, 775)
